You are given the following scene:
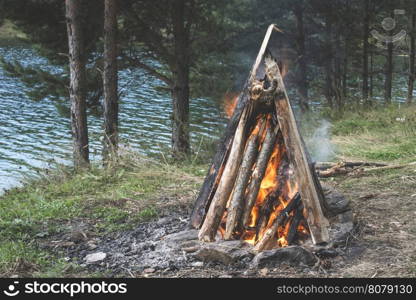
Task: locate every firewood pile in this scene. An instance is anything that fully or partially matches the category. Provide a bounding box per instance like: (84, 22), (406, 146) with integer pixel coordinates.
(190, 25), (330, 252)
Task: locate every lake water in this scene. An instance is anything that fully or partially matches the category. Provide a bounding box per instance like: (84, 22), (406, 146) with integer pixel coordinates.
(0, 45), (227, 192)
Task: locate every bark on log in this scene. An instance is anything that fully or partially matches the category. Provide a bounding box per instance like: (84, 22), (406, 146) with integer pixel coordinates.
(242, 125), (279, 228)
(253, 192), (301, 252)
(190, 24), (280, 229)
(224, 127), (260, 240)
(198, 103), (254, 242)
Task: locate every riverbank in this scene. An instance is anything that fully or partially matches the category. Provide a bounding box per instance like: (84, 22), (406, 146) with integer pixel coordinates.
(1, 105), (415, 277)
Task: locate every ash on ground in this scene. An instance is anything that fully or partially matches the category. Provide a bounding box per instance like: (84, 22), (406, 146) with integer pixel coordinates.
(41, 184), (361, 278)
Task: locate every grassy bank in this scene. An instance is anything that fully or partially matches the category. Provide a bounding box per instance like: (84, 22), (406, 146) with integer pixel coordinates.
(1, 104), (415, 277)
(0, 154), (204, 277)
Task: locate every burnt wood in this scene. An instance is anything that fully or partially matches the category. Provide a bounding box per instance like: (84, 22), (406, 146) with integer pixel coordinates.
(253, 192), (301, 252)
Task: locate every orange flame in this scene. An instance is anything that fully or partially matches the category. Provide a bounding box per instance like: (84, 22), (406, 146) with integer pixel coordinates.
(222, 92), (239, 118)
(216, 61), (308, 250)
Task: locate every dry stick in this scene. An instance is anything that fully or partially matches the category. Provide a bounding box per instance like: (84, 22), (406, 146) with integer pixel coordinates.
(242, 124), (279, 228)
(198, 104), (253, 242)
(253, 192), (301, 252)
(314, 161), (388, 170)
(224, 128), (260, 240)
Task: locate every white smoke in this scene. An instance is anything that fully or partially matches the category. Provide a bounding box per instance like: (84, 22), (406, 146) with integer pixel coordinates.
(304, 119), (336, 163)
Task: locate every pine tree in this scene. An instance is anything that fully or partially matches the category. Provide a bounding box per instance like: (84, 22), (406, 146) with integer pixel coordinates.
(103, 0), (119, 161)
(66, 0), (89, 167)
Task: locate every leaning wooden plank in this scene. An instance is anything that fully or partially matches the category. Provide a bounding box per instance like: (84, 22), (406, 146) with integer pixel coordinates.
(189, 24), (281, 229)
(198, 103), (253, 242)
(224, 125), (260, 240)
(265, 54), (330, 244)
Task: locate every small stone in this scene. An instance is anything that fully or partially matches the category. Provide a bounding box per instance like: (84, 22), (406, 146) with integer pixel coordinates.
(260, 268), (268, 276)
(191, 261), (203, 268)
(87, 242), (97, 250)
(218, 275), (232, 278)
(85, 252), (107, 264)
(143, 268), (155, 274)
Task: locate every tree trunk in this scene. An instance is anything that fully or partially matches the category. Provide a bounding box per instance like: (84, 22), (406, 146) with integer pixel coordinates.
(293, 0), (309, 112)
(369, 50), (374, 98)
(384, 13), (394, 105)
(362, 0), (370, 103)
(324, 11), (334, 109)
(103, 0), (119, 161)
(342, 38), (348, 99)
(65, 0), (89, 168)
(407, 11), (416, 104)
(171, 0), (190, 158)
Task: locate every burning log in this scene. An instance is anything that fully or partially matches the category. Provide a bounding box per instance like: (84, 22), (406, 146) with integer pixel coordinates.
(224, 120), (263, 240)
(198, 102), (255, 242)
(242, 123), (279, 228)
(253, 192), (301, 252)
(254, 134), (288, 240)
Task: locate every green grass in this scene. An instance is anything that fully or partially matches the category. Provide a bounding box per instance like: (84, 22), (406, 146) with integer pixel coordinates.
(0, 153), (203, 277)
(330, 104), (416, 163)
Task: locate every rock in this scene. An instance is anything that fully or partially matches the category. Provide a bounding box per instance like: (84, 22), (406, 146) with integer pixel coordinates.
(164, 230), (199, 249)
(315, 248), (339, 259)
(337, 210), (354, 223)
(259, 268), (269, 276)
(143, 268), (155, 274)
(218, 275), (233, 278)
(191, 261), (204, 268)
(85, 252), (107, 264)
(321, 184), (350, 215)
(330, 221), (354, 246)
(250, 246), (317, 269)
(194, 240), (253, 265)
